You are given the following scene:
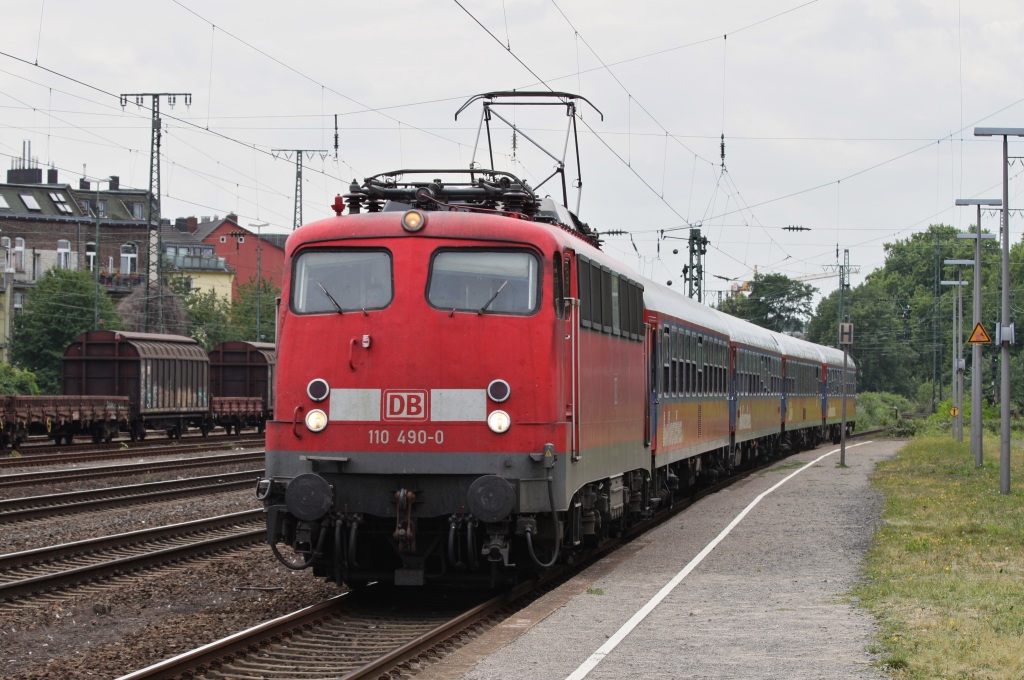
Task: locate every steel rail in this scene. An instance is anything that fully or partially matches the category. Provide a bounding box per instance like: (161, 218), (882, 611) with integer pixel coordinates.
(1, 520), (263, 601)
(0, 451), (263, 488)
(0, 469), (262, 523)
(0, 435), (264, 469)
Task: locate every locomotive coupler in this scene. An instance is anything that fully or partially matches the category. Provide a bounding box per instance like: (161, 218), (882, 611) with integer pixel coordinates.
(481, 534), (513, 566)
(393, 488), (417, 554)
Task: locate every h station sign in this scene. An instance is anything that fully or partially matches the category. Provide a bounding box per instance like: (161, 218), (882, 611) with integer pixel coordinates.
(839, 323), (854, 346)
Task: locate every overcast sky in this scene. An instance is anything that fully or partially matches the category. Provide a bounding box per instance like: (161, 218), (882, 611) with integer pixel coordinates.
(3, 0), (1024, 302)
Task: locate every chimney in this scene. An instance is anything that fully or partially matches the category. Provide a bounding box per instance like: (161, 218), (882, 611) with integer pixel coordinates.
(226, 213), (238, 223)
(187, 217), (198, 233)
(109, 175), (119, 190)
(79, 178), (91, 191)
(47, 168), (58, 184)
(174, 218), (188, 232)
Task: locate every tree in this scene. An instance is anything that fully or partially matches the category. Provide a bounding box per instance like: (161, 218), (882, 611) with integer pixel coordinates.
(117, 283), (188, 335)
(717, 273), (816, 333)
(231, 277), (280, 343)
(174, 283), (237, 351)
(11, 268), (120, 393)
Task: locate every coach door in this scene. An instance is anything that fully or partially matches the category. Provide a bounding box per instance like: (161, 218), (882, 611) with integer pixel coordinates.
(646, 322), (658, 449)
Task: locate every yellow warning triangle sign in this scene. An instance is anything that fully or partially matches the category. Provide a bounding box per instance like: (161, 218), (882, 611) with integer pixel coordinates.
(968, 322), (992, 344)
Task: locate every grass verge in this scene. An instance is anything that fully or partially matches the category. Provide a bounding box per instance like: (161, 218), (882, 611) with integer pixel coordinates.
(852, 437), (1024, 679)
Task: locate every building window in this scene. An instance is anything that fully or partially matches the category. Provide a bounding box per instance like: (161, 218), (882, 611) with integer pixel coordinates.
(86, 242), (97, 272)
(129, 202), (144, 219)
(0, 194), (10, 210)
(13, 292), (24, 311)
(14, 237), (25, 272)
(1, 236), (9, 270)
(50, 192), (74, 215)
(57, 239), (71, 270)
(97, 199), (107, 218)
(219, 236), (226, 243)
(20, 194), (41, 211)
(120, 243), (138, 275)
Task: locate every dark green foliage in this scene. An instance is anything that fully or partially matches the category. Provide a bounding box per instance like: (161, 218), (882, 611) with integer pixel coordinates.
(0, 362), (40, 395)
(171, 279), (238, 351)
(717, 272), (816, 333)
(231, 277), (280, 344)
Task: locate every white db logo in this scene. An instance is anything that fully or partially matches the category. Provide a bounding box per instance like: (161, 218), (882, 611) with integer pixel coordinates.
(383, 390), (428, 421)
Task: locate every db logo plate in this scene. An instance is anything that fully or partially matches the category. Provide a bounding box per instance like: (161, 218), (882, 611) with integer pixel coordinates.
(383, 390), (428, 421)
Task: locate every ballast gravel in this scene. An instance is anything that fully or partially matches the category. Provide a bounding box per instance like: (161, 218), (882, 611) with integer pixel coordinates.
(0, 451), (342, 679)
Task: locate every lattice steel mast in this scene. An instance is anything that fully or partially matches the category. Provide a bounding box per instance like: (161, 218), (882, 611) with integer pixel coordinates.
(121, 92), (191, 333)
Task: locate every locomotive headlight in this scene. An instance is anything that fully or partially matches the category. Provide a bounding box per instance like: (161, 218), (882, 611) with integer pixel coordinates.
(305, 409), (328, 433)
(487, 379), (511, 403)
(307, 378), (330, 402)
(401, 210), (426, 232)
(487, 409), (511, 434)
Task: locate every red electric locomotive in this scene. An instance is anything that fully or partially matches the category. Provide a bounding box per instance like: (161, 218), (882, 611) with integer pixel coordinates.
(258, 93), (855, 587)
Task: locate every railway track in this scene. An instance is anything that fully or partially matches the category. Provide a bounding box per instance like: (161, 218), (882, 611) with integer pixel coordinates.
(0, 469), (262, 523)
(0, 510), (263, 603)
(113, 429), (885, 679)
(0, 434), (264, 469)
(119, 582), (524, 680)
(0, 451), (264, 490)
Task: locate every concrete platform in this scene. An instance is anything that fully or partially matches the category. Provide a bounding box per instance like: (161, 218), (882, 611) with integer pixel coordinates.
(419, 438), (901, 680)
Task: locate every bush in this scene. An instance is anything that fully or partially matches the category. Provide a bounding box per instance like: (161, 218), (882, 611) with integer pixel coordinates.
(856, 392), (916, 429)
(0, 362), (40, 395)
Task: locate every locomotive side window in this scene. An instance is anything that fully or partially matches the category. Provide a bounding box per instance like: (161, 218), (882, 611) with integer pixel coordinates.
(292, 250), (393, 314)
(553, 254), (564, 318)
(578, 258), (592, 327)
(610, 275), (621, 336)
(593, 264), (606, 327)
(428, 250), (539, 314)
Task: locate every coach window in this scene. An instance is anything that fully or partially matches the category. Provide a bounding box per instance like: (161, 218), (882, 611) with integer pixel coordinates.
(675, 329), (684, 396)
(428, 250), (538, 315)
(293, 249), (393, 314)
(694, 335), (702, 395)
(668, 326), (677, 395)
(679, 330), (688, 395)
(662, 326), (671, 396)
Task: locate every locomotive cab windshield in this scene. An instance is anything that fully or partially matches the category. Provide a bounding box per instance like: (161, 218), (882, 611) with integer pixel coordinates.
(292, 249), (393, 314)
(427, 249), (539, 315)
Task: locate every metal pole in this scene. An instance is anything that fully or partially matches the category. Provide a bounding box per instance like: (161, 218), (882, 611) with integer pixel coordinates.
(957, 267), (964, 443)
(840, 340), (848, 467)
(94, 182), (101, 328)
(999, 135), (1010, 495)
(951, 288), (957, 438)
(256, 224), (262, 341)
(972, 204), (983, 466)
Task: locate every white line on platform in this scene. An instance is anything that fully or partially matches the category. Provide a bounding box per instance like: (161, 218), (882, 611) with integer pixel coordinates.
(564, 441), (873, 680)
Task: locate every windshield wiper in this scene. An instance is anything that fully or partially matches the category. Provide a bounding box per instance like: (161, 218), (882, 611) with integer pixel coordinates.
(478, 280), (508, 315)
(317, 281), (344, 314)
